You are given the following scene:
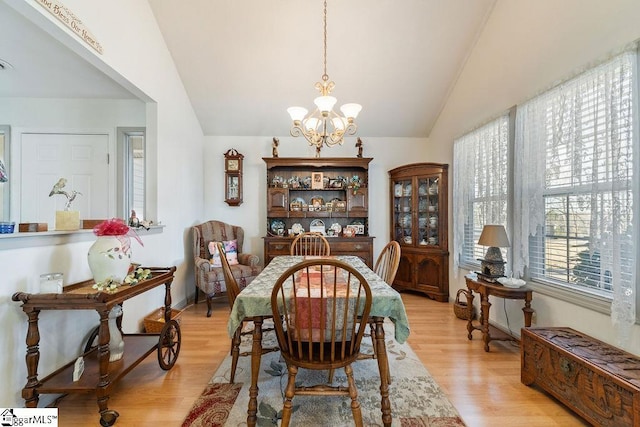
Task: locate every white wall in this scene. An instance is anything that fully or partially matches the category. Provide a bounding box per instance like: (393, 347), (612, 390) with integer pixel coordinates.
(0, 98), (145, 128)
(1, 0), (204, 407)
(429, 0), (640, 352)
(203, 136), (432, 260)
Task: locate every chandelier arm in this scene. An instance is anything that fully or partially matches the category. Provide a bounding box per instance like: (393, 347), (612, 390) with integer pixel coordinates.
(344, 122), (358, 136)
(326, 135), (344, 147)
(290, 124), (316, 147)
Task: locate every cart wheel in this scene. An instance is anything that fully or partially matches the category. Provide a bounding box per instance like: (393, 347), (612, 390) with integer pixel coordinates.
(157, 319), (181, 370)
(84, 326), (100, 353)
(99, 409), (119, 426)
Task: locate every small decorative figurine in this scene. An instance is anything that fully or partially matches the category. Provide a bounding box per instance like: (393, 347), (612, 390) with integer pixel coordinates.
(272, 137), (279, 158)
(356, 137), (363, 158)
(129, 210), (139, 227)
(49, 177), (81, 210)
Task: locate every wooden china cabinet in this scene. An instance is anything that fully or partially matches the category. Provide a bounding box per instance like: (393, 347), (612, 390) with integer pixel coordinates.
(263, 157), (374, 267)
(389, 163), (449, 301)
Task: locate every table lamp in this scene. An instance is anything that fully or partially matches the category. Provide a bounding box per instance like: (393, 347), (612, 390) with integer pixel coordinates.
(477, 224), (510, 279)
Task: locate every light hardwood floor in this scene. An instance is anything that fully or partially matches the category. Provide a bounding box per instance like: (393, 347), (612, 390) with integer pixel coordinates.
(52, 293), (588, 426)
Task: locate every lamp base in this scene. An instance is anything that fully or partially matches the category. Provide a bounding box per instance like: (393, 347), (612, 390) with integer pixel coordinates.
(484, 246), (504, 262)
(477, 257), (506, 277)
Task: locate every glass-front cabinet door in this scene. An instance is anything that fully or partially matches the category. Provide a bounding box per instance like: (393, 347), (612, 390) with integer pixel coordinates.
(393, 179), (413, 244)
(393, 175), (443, 248)
(389, 163), (449, 302)
(417, 176), (440, 247)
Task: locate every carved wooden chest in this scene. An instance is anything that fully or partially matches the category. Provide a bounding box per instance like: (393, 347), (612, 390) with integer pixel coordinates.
(522, 327), (640, 426)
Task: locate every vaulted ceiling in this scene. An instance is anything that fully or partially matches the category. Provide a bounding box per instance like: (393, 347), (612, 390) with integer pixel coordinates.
(1, 0), (496, 138)
(148, 0), (495, 138)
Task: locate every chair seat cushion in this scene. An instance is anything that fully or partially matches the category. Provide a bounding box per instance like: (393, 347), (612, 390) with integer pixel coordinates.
(200, 263), (262, 296)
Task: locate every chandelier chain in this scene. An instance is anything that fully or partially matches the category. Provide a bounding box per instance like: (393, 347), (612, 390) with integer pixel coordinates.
(286, 0), (361, 157)
(322, 0), (328, 81)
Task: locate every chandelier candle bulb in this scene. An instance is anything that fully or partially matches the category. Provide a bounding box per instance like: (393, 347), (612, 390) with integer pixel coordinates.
(287, 107), (307, 122)
(340, 103), (362, 119)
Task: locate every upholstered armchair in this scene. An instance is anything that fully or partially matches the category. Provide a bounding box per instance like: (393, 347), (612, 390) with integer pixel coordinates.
(192, 220), (262, 317)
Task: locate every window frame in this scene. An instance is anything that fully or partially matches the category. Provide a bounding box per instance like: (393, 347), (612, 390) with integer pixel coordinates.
(117, 127), (146, 221)
(454, 110), (514, 273)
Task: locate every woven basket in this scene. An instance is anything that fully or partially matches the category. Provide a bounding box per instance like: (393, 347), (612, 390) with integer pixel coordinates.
(144, 307), (182, 333)
(453, 289), (475, 320)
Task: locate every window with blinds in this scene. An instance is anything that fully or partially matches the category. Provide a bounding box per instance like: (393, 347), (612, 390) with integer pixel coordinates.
(454, 115), (510, 268)
(524, 52), (635, 294)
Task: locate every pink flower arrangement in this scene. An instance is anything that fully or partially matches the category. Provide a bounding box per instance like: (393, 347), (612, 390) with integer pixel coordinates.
(93, 218), (143, 246)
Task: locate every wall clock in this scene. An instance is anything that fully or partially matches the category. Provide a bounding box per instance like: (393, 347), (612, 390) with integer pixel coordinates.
(224, 148), (243, 206)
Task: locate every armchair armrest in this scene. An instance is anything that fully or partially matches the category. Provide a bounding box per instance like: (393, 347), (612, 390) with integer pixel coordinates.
(238, 253), (260, 267)
(195, 256), (212, 272)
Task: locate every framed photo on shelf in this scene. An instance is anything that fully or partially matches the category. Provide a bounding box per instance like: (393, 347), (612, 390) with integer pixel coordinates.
(333, 200), (347, 212)
(351, 223), (365, 235)
(311, 172), (324, 189)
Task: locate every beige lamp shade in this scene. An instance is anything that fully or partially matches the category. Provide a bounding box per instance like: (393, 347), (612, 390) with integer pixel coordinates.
(478, 225), (510, 248)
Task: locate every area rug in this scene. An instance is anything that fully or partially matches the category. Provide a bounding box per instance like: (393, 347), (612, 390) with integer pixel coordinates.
(183, 321), (466, 427)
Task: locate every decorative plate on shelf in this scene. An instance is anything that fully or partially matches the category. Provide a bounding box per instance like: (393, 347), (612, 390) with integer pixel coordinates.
(330, 223), (342, 234)
(270, 219), (285, 234)
(291, 223), (304, 235)
(394, 183), (403, 197)
(291, 197), (305, 205)
(310, 219), (325, 227)
(309, 219), (325, 235)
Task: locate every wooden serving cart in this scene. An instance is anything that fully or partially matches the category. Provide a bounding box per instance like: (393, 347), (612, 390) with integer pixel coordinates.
(12, 266), (180, 426)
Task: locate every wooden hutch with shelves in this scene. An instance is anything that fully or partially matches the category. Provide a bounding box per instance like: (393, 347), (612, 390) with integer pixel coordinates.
(389, 162), (449, 301)
(263, 157), (374, 267)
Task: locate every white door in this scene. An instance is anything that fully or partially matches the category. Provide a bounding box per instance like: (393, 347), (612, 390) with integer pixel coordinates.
(21, 133), (109, 228)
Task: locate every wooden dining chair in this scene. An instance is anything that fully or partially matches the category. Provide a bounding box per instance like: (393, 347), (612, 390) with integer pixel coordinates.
(374, 241), (401, 285)
(216, 242), (278, 383)
(271, 258), (372, 427)
(289, 232), (331, 257)
(359, 240), (401, 383)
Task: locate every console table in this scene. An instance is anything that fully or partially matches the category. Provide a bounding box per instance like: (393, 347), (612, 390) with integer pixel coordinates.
(464, 275), (534, 351)
(12, 266), (179, 426)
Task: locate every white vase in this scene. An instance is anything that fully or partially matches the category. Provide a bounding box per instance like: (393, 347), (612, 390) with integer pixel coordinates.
(87, 235), (132, 283)
(108, 304), (125, 362)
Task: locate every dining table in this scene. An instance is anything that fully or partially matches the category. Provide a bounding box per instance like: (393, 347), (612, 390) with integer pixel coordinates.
(227, 255), (410, 427)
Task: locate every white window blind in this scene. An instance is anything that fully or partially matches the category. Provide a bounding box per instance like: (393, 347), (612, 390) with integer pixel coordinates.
(514, 50), (637, 343)
(453, 115), (509, 271)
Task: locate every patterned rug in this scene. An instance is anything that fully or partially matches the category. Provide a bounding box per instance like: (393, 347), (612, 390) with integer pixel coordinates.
(182, 321), (466, 427)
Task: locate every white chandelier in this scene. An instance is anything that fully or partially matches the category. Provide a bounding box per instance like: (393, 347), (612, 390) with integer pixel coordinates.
(287, 0), (362, 157)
